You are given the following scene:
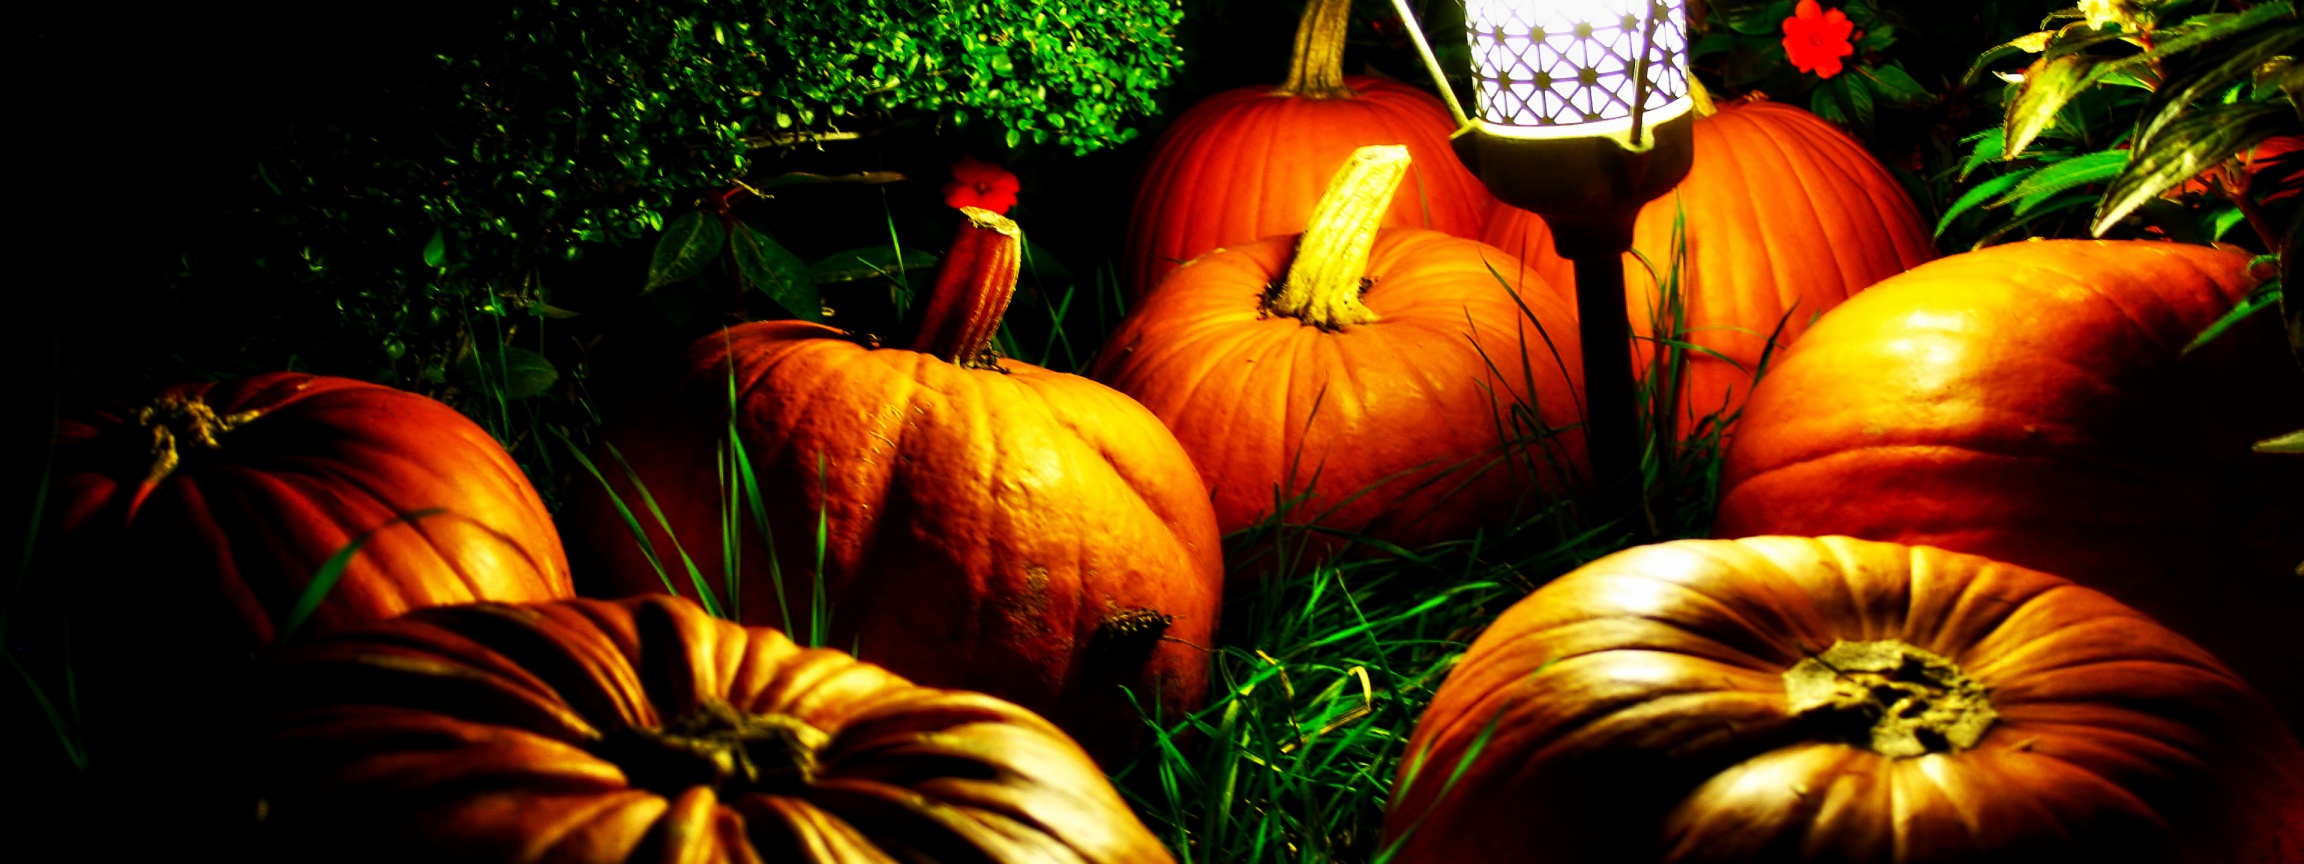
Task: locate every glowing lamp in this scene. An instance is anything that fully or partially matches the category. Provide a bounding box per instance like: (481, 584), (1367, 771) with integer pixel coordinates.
(1393, 0), (1696, 535)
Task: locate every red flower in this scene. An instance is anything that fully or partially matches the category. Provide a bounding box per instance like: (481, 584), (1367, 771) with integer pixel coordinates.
(1781, 0), (1856, 79)
(942, 154), (1019, 215)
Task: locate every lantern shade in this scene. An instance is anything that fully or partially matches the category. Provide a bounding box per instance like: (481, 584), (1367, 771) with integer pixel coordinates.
(1465, 0), (1693, 139)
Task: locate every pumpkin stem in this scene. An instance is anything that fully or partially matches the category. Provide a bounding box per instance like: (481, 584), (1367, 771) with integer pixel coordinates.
(1267, 145), (1410, 330)
(593, 700), (831, 797)
(135, 394), (262, 488)
(1689, 75), (1718, 118)
(1782, 640), (1999, 758)
(1274, 0), (1356, 99)
(904, 207), (1024, 368)
(1087, 607), (1175, 671)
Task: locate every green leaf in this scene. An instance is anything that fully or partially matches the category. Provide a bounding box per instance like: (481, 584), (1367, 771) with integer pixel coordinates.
(1998, 150), (2130, 213)
(1960, 128), (2007, 181)
(453, 345), (560, 400)
(1936, 169), (2031, 237)
(422, 229), (447, 269)
(2133, 24), (2302, 156)
(2094, 102), (2294, 235)
(280, 508), (449, 642)
(645, 211), (726, 293)
(1963, 31), (2053, 87)
(1719, 0), (1796, 36)
(1860, 63), (1931, 105)
(2256, 428), (2304, 453)
(2004, 53), (2099, 158)
(807, 246), (938, 284)
(731, 222), (820, 321)
(2182, 280), (2280, 355)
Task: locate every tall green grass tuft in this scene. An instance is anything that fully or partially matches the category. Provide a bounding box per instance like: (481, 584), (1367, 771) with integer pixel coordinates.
(1110, 213), (1742, 863)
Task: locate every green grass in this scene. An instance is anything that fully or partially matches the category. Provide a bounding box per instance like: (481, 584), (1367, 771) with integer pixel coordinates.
(2, 210), (1745, 864)
(1101, 213), (1740, 863)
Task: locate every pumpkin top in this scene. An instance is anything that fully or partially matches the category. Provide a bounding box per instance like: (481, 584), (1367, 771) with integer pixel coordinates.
(256, 594), (1179, 863)
(1383, 535), (2304, 863)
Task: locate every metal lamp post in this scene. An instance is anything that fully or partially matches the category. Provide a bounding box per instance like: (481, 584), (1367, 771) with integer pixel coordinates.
(1392, 0), (1695, 537)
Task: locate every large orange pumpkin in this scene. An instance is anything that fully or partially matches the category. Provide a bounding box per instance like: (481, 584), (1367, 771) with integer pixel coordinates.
(1093, 146), (1582, 563)
(1714, 240), (2304, 725)
(570, 209), (1223, 767)
(54, 371), (574, 652)
(1121, 0), (1490, 302)
(253, 594), (1176, 863)
(50, 371), (574, 853)
(1383, 536), (2304, 863)
(1485, 94), (1934, 431)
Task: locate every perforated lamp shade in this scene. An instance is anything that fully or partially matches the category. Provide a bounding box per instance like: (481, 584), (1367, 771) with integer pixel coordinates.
(1463, 0), (1694, 140)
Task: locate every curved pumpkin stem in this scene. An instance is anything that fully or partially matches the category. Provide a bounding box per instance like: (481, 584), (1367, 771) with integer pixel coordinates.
(135, 394), (261, 488)
(1268, 145), (1410, 330)
(905, 207), (1023, 368)
(1274, 0), (1356, 99)
(1689, 75), (1719, 118)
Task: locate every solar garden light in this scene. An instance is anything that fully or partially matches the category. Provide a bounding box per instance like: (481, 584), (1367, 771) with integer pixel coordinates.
(1391, 0), (1696, 535)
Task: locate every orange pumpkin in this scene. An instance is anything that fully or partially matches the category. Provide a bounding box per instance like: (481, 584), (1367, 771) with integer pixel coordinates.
(55, 372), (573, 651)
(570, 209), (1223, 766)
(1484, 95), (1933, 431)
(1383, 536), (2304, 863)
(1715, 239), (2304, 725)
(50, 372), (574, 854)
(254, 594), (1177, 863)
(1094, 146), (1582, 564)
(1121, 0), (1490, 303)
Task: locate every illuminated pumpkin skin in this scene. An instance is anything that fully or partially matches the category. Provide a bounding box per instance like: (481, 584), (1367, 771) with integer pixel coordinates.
(54, 371), (573, 652)
(1382, 536), (2304, 864)
(573, 215), (1222, 766)
(255, 595), (1177, 864)
(1122, 0), (1490, 302)
(1484, 99), (1934, 429)
(1714, 240), (2304, 722)
(1092, 228), (1584, 557)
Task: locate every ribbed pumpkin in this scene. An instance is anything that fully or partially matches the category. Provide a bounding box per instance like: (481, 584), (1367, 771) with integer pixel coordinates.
(1715, 240), (2304, 725)
(1383, 536), (2304, 864)
(570, 209), (1223, 767)
(253, 594), (1176, 864)
(50, 372), (575, 853)
(1484, 93), (1933, 431)
(54, 371), (573, 652)
(1093, 146), (1582, 564)
(1121, 0), (1490, 302)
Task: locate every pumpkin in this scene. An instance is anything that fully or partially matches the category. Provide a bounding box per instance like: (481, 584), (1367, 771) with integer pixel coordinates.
(54, 371), (574, 653)
(1713, 239), (2304, 724)
(1382, 536), (2304, 863)
(1092, 146), (1583, 563)
(569, 209), (1224, 767)
(49, 372), (575, 854)
(1484, 93), (1933, 432)
(1121, 0), (1490, 303)
(252, 594), (1177, 864)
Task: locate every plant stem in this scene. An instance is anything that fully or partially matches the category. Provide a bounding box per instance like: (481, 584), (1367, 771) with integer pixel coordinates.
(1268, 146), (1411, 330)
(1275, 0), (1356, 99)
(905, 208), (1023, 366)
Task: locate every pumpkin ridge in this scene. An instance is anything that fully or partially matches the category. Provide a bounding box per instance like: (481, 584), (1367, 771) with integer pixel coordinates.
(1586, 570), (1820, 666)
(1737, 110), (1880, 299)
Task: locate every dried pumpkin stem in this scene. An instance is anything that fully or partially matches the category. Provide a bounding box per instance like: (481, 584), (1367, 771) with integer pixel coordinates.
(596, 700), (831, 797)
(1274, 0), (1355, 99)
(905, 207), (1024, 368)
(1782, 639), (1999, 758)
(1268, 145), (1410, 330)
(135, 394), (263, 487)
